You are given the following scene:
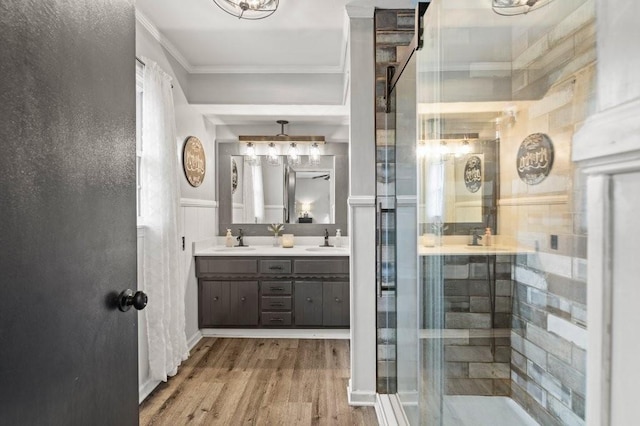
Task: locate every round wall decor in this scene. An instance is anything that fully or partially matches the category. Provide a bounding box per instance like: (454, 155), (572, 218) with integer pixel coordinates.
(231, 158), (238, 194)
(464, 156), (482, 193)
(516, 133), (554, 185)
(182, 136), (206, 187)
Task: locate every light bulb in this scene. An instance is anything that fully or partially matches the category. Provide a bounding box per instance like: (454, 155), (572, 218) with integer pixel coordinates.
(309, 143), (321, 166)
(267, 142), (280, 166)
(439, 141), (450, 155)
(246, 142), (258, 164)
(288, 143), (300, 165)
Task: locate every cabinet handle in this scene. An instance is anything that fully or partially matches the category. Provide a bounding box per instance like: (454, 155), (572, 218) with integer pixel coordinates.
(306, 297), (312, 302)
(269, 266), (283, 270)
(270, 302), (284, 307)
(213, 296), (219, 301)
(335, 297), (341, 302)
(270, 318), (284, 322)
(271, 287), (284, 291)
(241, 297), (246, 301)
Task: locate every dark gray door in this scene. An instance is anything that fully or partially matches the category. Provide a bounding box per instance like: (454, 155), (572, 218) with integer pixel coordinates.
(294, 281), (323, 326)
(323, 281), (350, 326)
(233, 281), (259, 326)
(0, 1), (138, 425)
(201, 281), (229, 326)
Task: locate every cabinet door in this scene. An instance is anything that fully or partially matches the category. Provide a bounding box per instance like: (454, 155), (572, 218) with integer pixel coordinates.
(323, 281), (350, 327)
(294, 281), (323, 326)
(234, 281), (259, 326)
(200, 281), (229, 326)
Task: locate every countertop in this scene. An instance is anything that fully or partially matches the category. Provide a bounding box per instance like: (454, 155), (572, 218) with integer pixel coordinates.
(418, 244), (531, 256)
(193, 238), (350, 257)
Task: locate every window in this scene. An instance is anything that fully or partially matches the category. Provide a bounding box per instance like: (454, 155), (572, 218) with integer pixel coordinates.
(136, 60), (144, 221)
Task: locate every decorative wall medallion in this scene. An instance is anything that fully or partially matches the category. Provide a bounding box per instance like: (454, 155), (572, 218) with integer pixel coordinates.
(231, 158), (238, 194)
(516, 133), (554, 185)
(182, 136), (206, 187)
(464, 156), (482, 193)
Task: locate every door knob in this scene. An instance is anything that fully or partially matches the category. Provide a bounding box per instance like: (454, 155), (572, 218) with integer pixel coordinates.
(117, 289), (148, 312)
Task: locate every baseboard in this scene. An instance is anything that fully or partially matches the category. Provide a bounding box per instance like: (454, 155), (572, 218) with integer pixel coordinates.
(200, 328), (350, 339)
(187, 330), (203, 351)
(347, 380), (377, 406)
(375, 394), (410, 426)
(139, 332), (203, 404)
(138, 378), (162, 404)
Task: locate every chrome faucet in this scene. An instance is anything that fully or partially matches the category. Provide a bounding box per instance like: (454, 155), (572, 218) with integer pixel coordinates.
(321, 228), (334, 247)
(236, 228), (248, 247)
(469, 228), (483, 246)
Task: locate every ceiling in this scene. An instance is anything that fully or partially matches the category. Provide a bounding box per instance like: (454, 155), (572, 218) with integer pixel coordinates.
(135, 0), (351, 74)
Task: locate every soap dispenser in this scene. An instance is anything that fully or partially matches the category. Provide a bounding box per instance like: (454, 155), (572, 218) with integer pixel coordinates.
(335, 229), (342, 247)
(484, 227), (492, 247)
(225, 229), (233, 247)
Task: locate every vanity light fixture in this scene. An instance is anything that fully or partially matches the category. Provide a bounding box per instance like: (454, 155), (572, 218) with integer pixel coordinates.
(492, 0), (555, 16)
(212, 0), (279, 20)
(239, 120), (325, 167)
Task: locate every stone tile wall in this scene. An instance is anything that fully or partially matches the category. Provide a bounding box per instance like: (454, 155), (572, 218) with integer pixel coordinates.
(498, 1), (595, 424)
(441, 255), (514, 397)
(374, 8), (414, 393)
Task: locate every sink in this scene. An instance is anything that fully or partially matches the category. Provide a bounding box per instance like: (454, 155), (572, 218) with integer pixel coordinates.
(305, 247), (349, 253)
(211, 246), (256, 252)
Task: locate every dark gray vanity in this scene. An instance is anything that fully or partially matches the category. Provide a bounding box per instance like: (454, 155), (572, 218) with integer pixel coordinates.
(195, 256), (349, 328)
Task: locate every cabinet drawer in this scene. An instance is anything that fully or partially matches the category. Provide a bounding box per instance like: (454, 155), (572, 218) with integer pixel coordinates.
(293, 258), (349, 275)
(261, 296), (292, 311)
(262, 281), (292, 295)
(197, 258), (258, 275)
(261, 312), (292, 326)
(260, 260), (292, 274)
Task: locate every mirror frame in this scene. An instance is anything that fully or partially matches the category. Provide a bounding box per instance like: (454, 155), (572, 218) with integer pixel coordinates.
(217, 142), (349, 236)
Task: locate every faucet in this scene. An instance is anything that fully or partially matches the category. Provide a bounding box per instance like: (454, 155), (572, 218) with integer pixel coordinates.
(236, 228), (248, 247)
(320, 228), (333, 247)
(469, 228), (483, 246)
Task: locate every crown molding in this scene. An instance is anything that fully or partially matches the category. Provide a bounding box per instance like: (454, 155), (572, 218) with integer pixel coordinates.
(189, 64), (343, 74)
(135, 8), (348, 76)
(135, 10), (193, 73)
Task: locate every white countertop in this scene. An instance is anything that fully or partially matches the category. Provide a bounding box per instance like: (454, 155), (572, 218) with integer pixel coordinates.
(193, 237), (350, 257)
(418, 244), (531, 256)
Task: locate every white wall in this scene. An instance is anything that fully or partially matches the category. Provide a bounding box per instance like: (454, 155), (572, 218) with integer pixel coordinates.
(136, 20), (217, 402)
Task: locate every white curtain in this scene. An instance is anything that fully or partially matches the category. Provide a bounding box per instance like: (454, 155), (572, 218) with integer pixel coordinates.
(242, 160), (265, 223)
(141, 58), (188, 382)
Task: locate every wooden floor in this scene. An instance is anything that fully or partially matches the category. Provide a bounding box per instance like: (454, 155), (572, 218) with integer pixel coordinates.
(139, 338), (378, 426)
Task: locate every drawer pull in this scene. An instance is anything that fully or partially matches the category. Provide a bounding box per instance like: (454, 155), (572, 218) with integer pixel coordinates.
(241, 297), (246, 302)
(269, 266), (283, 270)
(271, 287), (284, 291)
(270, 302), (284, 307)
(306, 297), (312, 302)
(335, 297), (341, 302)
(270, 318), (284, 322)
(213, 297), (219, 301)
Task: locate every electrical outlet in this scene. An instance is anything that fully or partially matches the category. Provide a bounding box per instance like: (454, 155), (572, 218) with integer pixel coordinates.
(550, 234), (558, 250)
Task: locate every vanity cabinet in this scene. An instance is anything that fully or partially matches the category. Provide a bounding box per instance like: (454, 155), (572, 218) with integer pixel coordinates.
(200, 280), (259, 326)
(195, 256), (349, 328)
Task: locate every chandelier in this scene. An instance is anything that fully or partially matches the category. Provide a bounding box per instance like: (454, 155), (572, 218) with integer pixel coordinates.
(492, 0), (555, 16)
(212, 0), (279, 20)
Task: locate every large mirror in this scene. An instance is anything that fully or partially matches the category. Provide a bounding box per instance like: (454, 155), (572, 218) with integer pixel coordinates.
(419, 138), (499, 235)
(230, 155), (336, 225)
(218, 142), (348, 236)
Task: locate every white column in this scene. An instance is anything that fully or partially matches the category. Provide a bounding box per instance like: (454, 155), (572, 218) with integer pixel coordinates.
(346, 4), (377, 405)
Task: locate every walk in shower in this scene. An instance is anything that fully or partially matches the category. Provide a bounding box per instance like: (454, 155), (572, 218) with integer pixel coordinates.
(376, 0), (594, 424)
